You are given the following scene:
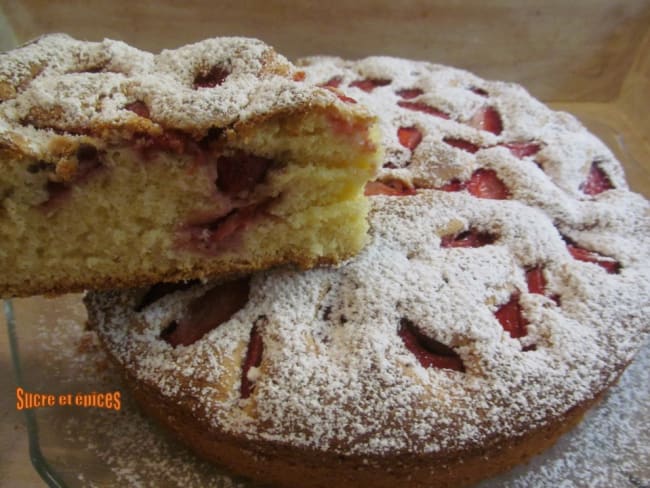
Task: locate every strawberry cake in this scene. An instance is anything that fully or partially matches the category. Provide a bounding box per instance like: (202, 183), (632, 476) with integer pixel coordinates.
(0, 35), (380, 297)
(85, 56), (650, 488)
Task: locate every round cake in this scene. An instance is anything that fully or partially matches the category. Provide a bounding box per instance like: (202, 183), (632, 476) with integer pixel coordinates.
(85, 55), (650, 488)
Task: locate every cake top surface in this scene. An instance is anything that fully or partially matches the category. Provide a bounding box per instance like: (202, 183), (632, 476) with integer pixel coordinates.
(0, 34), (360, 160)
(87, 55), (650, 457)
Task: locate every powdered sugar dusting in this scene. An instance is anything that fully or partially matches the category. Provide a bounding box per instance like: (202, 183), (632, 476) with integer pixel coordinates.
(86, 58), (649, 459)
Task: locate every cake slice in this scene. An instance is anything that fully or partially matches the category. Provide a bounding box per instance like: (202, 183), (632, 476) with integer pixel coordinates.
(0, 35), (380, 297)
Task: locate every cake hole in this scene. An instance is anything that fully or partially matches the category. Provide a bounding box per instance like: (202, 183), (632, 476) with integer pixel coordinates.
(160, 277), (251, 348)
(194, 65), (230, 89)
(135, 280), (200, 312)
(469, 86), (489, 97)
(124, 101), (150, 118)
(495, 293), (528, 339)
(397, 126), (423, 151)
(467, 106), (503, 135)
(349, 78), (391, 92)
(580, 162), (614, 196)
(199, 127), (225, 150)
(396, 88), (423, 99)
(440, 229), (496, 248)
(240, 316), (266, 399)
(322, 306), (332, 321)
(398, 100), (449, 119)
(26, 160), (56, 174)
(364, 179), (416, 197)
(398, 318), (464, 372)
(444, 137), (480, 154)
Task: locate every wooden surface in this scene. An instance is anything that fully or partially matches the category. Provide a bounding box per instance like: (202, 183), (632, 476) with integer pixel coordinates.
(0, 2), (649, 487)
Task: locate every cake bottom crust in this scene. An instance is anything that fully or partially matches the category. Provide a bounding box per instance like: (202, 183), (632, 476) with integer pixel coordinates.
(119, 363), (613, 488)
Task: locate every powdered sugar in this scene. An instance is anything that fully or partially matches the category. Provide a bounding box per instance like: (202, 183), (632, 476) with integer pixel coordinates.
(86, 57), (649, 461)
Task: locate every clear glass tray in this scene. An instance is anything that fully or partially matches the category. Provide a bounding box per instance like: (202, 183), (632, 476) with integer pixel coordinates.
(4, 292), (649, 488)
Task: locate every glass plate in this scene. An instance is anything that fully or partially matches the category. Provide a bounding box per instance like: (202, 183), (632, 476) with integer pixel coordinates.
(4, 294), (649, 488)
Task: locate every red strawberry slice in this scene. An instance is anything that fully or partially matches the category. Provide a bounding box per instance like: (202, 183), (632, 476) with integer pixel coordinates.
(525, 267), (546, 295)
(320, 76), (342, 89)
(216, 152), (273, 196)
(125, 100), (150, 118)
(349, 78), (391, 92)
(194, 66), (230, 88)
(444, 137), (480, 154)
(470, 87), (489, 97)
(466, 169), (510, 199)
(440, 229), (496, 248)
(161, 278), (250, 348)
(396, 88), (424, 99)
(495, 294), (527, 339)
(397, 101), (449, 119)
(364, 180), (416, 197)
(241, 320), (265, 398)
(398, 126), (423, 151)
(293, 71), (306, 82)
(398, 319), (464, 371)
(501, 142), (541, 158)
(580, 162), (614, 195)
(437, 179), (466, 192)
(566, 243), (620, 274)
(467, 106), (503, 135)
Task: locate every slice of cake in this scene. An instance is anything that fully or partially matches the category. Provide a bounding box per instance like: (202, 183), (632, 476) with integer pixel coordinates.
(0, 35), (380, 297)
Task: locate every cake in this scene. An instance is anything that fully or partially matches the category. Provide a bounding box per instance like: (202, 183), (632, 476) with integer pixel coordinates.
(0, 35), (380, 298)
(85, 56), (650, 488)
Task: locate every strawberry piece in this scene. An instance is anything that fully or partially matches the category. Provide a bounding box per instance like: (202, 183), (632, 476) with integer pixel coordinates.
(501, 142), (540, 158)
(396, 88), (424, 99)
(240, 320), (265, 398)
(566, 243), (620, 274)
(466, 169), (510, 199)
(399, 319), (464, 371)
(161, 278), (250, 347)
(581, 162), (614, 195)
(444, 137), (480, 153)
(470, 87), (489, 97)
(467, 106), (503, 135)
(440, 229), (496, 248)
(125, 100), (150, 118)
(495, 294), (527, 339)
(194, 66), (230, 88)
(397, 101), (449, 119)
(293, 71), (306, 82)
(349, 78), (391, 92)
(320, 76), (342, 89)
(437, 179), (466, 192)
(216, 152), (272, 196)
(135, 280), (199, 312)
(398, 126), (423, 151)
(525, 267), (546, 295)
(364, 180), (416, 197)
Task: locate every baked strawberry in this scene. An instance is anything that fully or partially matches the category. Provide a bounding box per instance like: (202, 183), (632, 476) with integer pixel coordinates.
(398, 319), (464, 371)
(125, 100), (150, 118)
(581, 162), (614, 195)
(398, 127), (423, 151)
(525, 267), (546, 295)
(466, 169), (510, 199)
(216, 152), (273, 196)
(161, 278), (250, 347)
(241, 321), (264, 398)
(501, 142), (540, 159)
(443, 137), (480, 154)
(437, 179), (466, 192)
(396, 88), (424, 99)
(397, 101), (449, 119)
(566, 243), (620, 274)
(349, 78), (391, 92)
(194, 66), (230, 88)
(467, 106), (503, 135)
(320, 76), (342, 89)
(440, 229), (496, 248)
(495, 294), (527, 339)
(365, 179), (416, 196)
(469, 86), (489, 97)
